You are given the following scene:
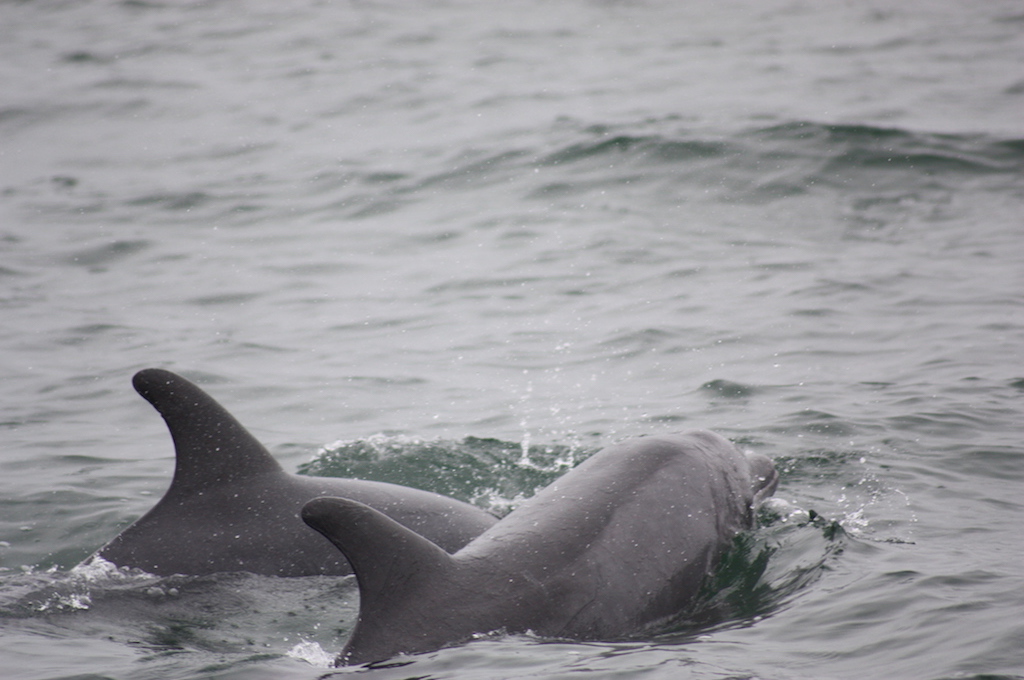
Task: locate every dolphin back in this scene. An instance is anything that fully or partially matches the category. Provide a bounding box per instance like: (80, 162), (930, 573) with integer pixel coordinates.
(303, 430), (779, 666)
(90, 369), (497, 577)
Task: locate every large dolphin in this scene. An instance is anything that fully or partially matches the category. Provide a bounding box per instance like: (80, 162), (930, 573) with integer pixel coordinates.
(302, 430), (778, 666)
(86, 368), (497, 577)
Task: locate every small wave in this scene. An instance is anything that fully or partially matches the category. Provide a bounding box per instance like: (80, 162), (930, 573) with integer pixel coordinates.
(288, 118), (1024, 224)
(772, 409), (868, 438)
(62, 238), (150, 268)
(700, 379), (761, 399)
(523, 119), (1024, 206)
(755, 121), (1024, 173)
(540, 133), (729, 167)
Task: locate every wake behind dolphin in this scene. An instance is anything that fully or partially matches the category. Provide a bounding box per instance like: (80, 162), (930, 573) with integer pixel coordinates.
(87, 369), (497, 577)
(302, 430), (779, 665)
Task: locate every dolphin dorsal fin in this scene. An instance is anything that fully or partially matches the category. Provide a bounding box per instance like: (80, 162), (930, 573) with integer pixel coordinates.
(133, 368), (283, 493)
(301, 497), (455, 663)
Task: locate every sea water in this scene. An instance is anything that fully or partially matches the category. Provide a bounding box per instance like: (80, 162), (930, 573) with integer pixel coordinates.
(1, 1), (1022, 679)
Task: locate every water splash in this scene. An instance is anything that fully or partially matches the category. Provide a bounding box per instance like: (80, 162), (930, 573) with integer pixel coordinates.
(287, 639), (335, 667)
(10, 557), (169, 615)
(70, 555), (157, 583)
(300, 435), (590, 515)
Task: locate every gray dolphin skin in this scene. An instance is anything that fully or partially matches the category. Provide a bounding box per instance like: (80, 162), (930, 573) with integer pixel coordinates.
(88, 368), (497, 577)
(302, 430), (779, 666)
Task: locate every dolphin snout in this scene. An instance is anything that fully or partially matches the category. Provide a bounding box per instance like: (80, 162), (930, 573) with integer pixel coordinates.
(745, 452), (779, 506)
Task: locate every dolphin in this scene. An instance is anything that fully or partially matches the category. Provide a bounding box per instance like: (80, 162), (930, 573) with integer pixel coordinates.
(87, 368), (497, 577)
(302, 430), (779, 666)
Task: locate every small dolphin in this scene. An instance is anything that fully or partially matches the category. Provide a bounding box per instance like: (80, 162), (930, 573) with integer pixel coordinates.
(302, 430), (778, 665)
(87, 368), (497, 577)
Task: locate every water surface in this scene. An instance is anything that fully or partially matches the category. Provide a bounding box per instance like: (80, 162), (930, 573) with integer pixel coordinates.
(1, 1), (1022, 679)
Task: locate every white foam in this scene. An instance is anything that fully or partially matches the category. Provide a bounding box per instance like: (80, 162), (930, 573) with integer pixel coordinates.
(70, 555), (157, 583)
(759, 497), (811, 524)
(286, 640), (335, 667)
